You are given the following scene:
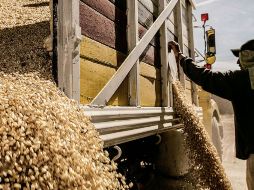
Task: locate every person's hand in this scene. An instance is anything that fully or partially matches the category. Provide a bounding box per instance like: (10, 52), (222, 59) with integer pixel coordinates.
(168, 41), (181, 60)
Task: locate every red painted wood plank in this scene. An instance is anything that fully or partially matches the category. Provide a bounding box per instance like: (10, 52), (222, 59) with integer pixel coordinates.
(80, 2), (127, 53)
(80, 0), (126, 26)
(140, 44), (160, 68)
(138, 24), (161, 47)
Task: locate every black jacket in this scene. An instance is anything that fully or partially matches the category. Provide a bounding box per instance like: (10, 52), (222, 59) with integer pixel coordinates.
(180, 58), (254, 160)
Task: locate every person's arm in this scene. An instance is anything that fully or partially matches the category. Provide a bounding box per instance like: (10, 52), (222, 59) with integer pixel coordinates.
(180, 57), (234, 100)
(168, 41), (234, 100)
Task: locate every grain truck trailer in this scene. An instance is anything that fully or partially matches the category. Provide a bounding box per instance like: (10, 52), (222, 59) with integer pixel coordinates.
(50, 0), (223, 188)
(51, 0), (202, 145)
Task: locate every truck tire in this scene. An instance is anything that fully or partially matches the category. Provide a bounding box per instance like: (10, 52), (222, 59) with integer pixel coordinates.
(212, 117), (223, 161)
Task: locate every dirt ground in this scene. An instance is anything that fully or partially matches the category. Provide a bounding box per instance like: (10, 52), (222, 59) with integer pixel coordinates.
(221, 114), (248, 190)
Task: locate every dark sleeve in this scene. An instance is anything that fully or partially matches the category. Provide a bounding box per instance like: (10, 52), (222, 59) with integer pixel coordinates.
(180, 57), (234, 101)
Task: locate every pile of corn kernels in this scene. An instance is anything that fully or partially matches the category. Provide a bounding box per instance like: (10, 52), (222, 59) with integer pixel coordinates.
(0, 0), (128, 189)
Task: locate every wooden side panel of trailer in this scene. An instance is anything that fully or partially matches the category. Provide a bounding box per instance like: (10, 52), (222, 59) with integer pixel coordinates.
(79, 0), (162, 106)
(79, 0), (196, 106)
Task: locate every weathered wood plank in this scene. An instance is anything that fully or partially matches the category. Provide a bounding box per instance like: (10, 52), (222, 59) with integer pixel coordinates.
(72, 0), (81, 102)
(140, 44), (160, 68)
(57, 0), (65, 96)
(182, 25), (189, 40)
(80, 36), (125, 67)
(138, 2), (177, 40)
(140, 61), (161, 79)
(183, 35), (189, 49)
(80, 59), (128, 106)
(80, 2), (127, 53)
(139, 0), (158, 16)
(138, 24), (158, 47)
(137, 1), (178, 58)
(182, 3), (188, 20)
(139, 22), (177, 50)
(140, 76), (162, 106)
(80, 58), (161, 106)
(138, 1), (155, 29)
(169, 10), (175, 24)
(80, 0), (126, 26)
(140, 0), (174, 23)
(80, 36), (160, 68)
(182, 3), (189, 39)
(58, 0), (81, 101)
(182, 20), (188, 38)
(139, 0), (175, 28)
(166, 0), (177, 22)
(80, 36), (160, 80)
(159, 0), (170, 107)
(79, 40), (159, 80)
(183, 44), (190, 56)
(138, 0), (177, 53)
(167, 2), (175, 24)
(167, 20), (177, 37)
(140, 62), (162, 106)
(167, 29), (176, 41)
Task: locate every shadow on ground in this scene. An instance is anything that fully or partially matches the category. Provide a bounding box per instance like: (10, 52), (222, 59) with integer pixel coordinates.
(0, 21), (51, 79)
(23, 2), (49, 7)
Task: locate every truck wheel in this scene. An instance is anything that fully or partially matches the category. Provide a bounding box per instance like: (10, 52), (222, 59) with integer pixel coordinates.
(212, 117), (223, 161)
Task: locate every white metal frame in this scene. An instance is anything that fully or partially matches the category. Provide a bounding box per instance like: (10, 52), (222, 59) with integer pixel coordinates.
(83, 106), (180, 147)
(83, 106), (202, 147)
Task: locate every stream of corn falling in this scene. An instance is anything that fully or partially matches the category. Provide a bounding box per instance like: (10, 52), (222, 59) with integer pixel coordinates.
(173, 81), (232, 190)
(0, 0), (232, 189)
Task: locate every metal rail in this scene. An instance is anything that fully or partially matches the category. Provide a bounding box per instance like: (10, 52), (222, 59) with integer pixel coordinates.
(83, 106), (203, 147)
